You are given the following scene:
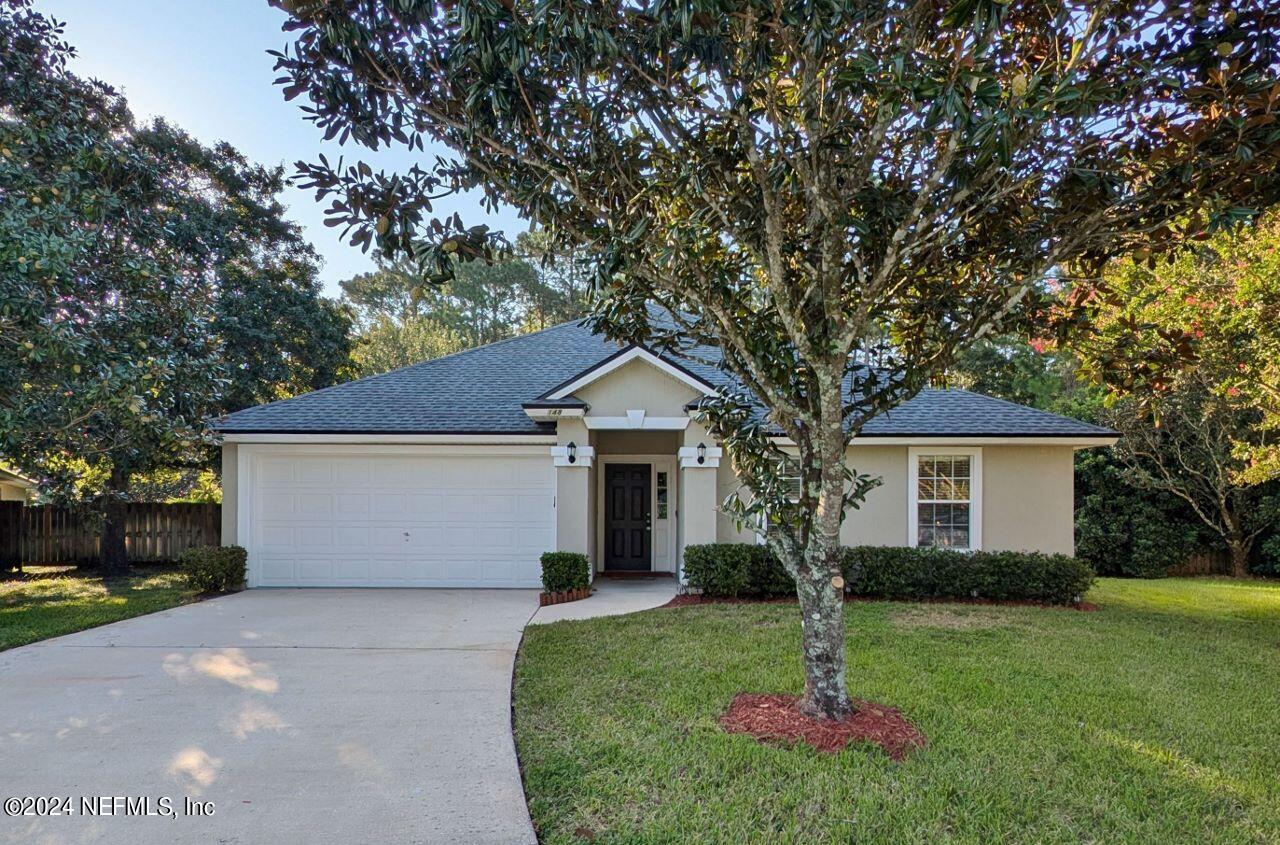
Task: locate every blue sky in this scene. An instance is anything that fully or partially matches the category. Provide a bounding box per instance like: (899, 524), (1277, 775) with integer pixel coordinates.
(36, 0), (526, 296)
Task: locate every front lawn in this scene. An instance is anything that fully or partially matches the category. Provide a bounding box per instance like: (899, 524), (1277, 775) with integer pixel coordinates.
(0, 565), (195, 650)
(514, 578), (1280, 844)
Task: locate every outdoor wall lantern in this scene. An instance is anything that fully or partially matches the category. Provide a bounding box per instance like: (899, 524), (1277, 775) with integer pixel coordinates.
(566, 441), (578, 464)
(697, 442), (707, 465)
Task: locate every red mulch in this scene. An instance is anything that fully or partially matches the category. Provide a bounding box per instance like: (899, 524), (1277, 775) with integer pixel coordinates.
(719, 693), (926, 760)
(664, 593), (1097, 612)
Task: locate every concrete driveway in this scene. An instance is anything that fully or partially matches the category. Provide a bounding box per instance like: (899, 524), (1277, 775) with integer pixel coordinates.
(0, 589), (540, 845)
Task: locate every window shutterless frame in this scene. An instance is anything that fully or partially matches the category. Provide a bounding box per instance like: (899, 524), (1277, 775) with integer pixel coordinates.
(907, 446), (982, 551)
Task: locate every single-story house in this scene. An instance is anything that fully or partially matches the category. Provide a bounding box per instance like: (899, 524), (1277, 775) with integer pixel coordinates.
(213, 318), (1117, 588)
(0, 466), (35, 503)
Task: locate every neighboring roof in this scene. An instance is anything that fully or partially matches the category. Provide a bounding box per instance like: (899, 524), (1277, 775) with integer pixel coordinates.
(0, 465), (34, 488)
(213, 317), (1115, 440)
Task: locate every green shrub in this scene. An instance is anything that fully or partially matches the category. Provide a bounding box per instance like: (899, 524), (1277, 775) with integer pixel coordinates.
(178, 545), (247, 593)
(1074, 450), (1201, 577)
(843, 546), (1095, 605)
(540, 551), (589, 593)
(682, 543), (794, 597)
(1255, 535), (1280, 578)
(683, 542), (1094, 604)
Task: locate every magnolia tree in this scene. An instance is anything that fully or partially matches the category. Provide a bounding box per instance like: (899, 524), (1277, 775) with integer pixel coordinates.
(273, 0), (1280, 718)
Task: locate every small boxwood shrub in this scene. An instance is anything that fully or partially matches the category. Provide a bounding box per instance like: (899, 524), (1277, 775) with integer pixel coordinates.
(683, 543), (794, 597)
(540, 551), (590, 593)
(683, 543), (1094, 605)
(179, 545), (247, 593)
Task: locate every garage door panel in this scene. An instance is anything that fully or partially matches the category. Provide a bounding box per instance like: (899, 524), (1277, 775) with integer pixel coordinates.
(296, 559), (334, 581)
(297, 461), (333, 484)
(336, 493), (370, 514)
(299, 526), (334, 548)
(260, 459), (297, 484)
(247, 452), (552, 588)
(298, 493), (333, 515)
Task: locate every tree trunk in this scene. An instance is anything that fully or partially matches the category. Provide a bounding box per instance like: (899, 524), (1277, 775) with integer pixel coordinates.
(1227, 538), (1250, 578)
(99, 467), (129, 576)
(1223, 511), (1251, 578)
(788, 369), (855, 721)
(793, 536), (851, 720)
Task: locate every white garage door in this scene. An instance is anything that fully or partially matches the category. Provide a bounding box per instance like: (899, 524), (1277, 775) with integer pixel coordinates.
(243, 449), (554, 587)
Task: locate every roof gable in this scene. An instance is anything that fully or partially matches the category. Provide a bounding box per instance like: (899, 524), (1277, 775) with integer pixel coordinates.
(540, 345), (717, 401)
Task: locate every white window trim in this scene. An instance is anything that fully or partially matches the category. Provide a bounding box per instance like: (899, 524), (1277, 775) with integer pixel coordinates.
(907, 446), (982, 551)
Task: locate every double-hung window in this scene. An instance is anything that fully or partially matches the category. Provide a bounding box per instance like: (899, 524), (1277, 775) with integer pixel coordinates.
(909, 448), (981, 550)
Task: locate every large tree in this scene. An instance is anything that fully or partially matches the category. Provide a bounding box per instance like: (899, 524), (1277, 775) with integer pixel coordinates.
(351, 315), (464, 376)
(1101, 375), (1278, 577)
(0, 3), (350, 571)
(1076, 211), (1280, 485)
(274, 0), (1280, 718)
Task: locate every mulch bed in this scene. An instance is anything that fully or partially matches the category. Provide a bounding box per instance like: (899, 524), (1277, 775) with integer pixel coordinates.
(719, 693), (926, 760)
(665, 593), (1097, 612)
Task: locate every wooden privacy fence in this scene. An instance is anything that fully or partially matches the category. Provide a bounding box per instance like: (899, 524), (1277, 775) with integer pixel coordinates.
(0, 502), (220, 569)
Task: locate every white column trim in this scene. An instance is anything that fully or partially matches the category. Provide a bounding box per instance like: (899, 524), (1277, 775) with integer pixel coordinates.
(551, 444), (595, 467)
(677, 445), (722, 469)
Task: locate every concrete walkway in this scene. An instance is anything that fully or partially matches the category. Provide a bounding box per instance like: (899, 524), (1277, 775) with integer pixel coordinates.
(0, 589), (539, 845)
(529, 577), (678, 624)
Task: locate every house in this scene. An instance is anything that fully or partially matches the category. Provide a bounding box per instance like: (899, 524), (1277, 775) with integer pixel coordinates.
(0, 466), (35, 503)
(213, 319), (1117, 588)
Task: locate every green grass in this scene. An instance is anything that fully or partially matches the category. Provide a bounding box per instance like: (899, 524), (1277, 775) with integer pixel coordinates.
(514, 578), (1280, 844)
(0, 565), (195, 650)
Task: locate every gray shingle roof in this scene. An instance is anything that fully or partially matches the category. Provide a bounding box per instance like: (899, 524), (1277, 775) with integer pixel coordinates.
(213, 318), (1114, 438)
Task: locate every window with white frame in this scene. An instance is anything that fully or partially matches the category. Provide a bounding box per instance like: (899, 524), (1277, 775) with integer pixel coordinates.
(910, 449), (981, 550)
(778, 455), (803, 502)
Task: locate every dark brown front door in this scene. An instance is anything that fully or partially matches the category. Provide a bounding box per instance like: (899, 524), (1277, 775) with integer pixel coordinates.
(604, 463), (651, 571)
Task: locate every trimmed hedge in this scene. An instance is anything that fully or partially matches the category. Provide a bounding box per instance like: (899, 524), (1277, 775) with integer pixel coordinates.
(179, 545), (247, 593)
(682, 543), (792, 597)
(843, 546), (1094, 605)
(540, 551), (590, 593)
(682, 543), (1094, 605)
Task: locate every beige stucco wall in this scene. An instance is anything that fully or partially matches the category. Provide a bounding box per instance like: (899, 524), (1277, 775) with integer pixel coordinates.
(715, 459), (754, 543)
(982, 444), (1076, 555)
(713, 443), (1077, 555)
(0, 482), (29, 502)
(840, 446), (910, 547)
(221, 443), (238, 545)
(714, 444), (910, 546)
(574, 358), (700, 416)
(593, 430), (680, 455)
(680, 420), (719, 552)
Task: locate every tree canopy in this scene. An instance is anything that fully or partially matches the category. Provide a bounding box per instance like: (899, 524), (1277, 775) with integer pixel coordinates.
(274, 0), (1280, 719)
(1077, 211), (1280, 485)
(0, 2), (351, 567)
